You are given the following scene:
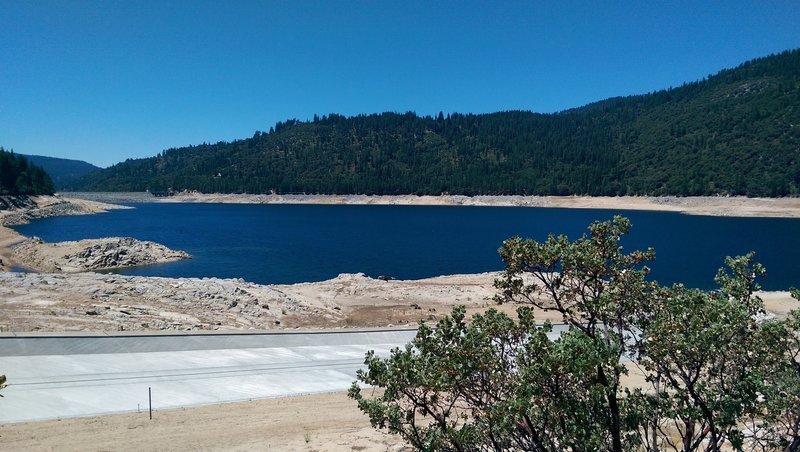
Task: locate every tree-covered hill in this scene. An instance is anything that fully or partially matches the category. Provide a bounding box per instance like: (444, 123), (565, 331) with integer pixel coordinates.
(70, 49), (800, 197)
(0, 148), (55, 196)
(20, 154), (100, 190)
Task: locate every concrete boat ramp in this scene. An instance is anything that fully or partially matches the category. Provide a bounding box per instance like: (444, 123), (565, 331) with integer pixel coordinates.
(0, 329), (417, 424)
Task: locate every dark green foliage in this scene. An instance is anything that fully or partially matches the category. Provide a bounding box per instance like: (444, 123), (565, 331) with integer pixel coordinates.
(350, 307), (633, 451)
(638, 256), (785, 450)
(350, 218), (800, 451)
(72, 49), (800, 196)
(21, 154), (100, 190)
(0, 148), (55, 195)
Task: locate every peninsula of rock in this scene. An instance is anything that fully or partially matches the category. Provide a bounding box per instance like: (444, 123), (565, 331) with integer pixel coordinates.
(0, 195), (190, 273)
(11, 236), (191, 273)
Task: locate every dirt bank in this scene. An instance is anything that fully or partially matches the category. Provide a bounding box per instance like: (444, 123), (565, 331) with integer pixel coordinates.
(146, 192), (800, 218)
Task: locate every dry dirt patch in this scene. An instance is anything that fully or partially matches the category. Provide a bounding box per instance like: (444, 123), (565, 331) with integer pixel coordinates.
(0, 391), (410, 452)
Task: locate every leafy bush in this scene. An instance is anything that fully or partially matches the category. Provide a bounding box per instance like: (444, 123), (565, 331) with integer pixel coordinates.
(350, 217), (800, 451)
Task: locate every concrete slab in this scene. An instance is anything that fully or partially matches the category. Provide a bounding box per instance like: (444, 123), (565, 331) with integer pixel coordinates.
(0, 330), (418, 424)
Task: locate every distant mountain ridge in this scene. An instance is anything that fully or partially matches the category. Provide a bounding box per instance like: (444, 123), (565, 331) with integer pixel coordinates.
(70, 49), (800, 197)
(21, 155), (100, 190)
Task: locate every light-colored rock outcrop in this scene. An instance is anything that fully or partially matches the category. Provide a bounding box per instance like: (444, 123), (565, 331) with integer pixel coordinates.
(0, 195), (132, 271)
(0, 195), (189, 274)
(0, 271), (309, 332)
(0, 271), (502, 332)
(11, 236), (191, 272)
(0, 270), (796, 333)
(0, 195), (127, 227)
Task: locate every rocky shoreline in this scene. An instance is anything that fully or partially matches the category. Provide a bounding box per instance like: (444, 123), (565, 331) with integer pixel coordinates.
(0, 269), (797, 334)
(11, 236), (191, 273)
(0, 271), (506, 332)
(0, 195), (129, 227)
(0, 196), (121, 271)
(167, 193), (800, 218)
(62, 191), (800, 218)
(0, 195), (192, 274)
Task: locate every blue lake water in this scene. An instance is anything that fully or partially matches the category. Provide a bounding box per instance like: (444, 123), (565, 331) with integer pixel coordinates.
(11, 203), (800, 290)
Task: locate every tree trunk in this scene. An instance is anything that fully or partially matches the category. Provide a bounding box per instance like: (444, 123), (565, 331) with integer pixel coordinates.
(607, 390), (623, 452)
(652, 372), (660, 452)
(598, 363), (623, 452)
(786, 407), (800, 452)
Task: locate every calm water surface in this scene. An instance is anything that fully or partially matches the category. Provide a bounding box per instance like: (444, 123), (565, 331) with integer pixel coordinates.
(12, 203), (800, 290)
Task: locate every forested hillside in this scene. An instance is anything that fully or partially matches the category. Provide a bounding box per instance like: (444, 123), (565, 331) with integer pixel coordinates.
(21, 154), (100, 190)
(0, 148), (55, 196)
(71, 49), (800, 197)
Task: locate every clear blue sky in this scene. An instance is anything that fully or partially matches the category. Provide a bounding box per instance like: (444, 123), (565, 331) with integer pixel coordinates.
(2, 1), (798, 168)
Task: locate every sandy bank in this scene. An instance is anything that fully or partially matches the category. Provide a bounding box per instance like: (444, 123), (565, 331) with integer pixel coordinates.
(149, 192), (800, 218)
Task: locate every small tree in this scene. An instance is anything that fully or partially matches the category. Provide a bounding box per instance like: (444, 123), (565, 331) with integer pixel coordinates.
(492, 215), (657, 451)
(350, 305), (642, 450)
(350, 217), (800, 451)
(632, 257), (800, 451)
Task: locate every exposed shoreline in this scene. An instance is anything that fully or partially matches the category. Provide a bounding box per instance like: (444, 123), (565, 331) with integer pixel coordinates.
(0, 196), (190, 274)
(0, 271), (508, 332)
(0, 196), (128, 272)
(64, 192), (800, 218)
(11, 236), (191, 273)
